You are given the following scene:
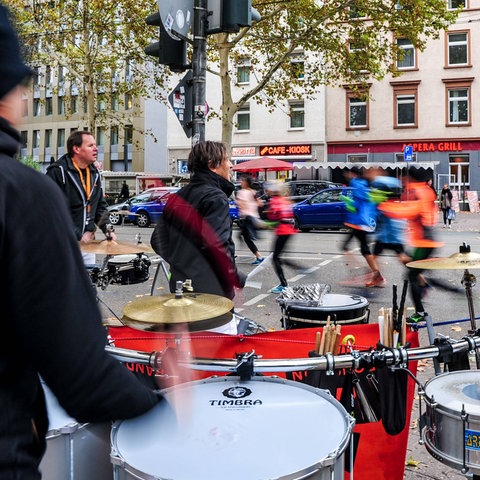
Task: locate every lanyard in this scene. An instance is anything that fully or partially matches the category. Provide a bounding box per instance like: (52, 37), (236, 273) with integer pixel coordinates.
(72, 162), (92, 212)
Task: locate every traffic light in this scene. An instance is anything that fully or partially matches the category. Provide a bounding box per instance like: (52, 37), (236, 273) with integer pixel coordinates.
(207, 0), (261, 34)
(145, 12), (188, 73)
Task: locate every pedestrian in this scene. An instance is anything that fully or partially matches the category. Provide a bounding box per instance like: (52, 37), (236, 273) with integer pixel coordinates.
(341, 167), (382, 287)
(236, 175), (264, 264)
(264, 181), (297, 294)
(151, 140), (246, 333)
(0, 5), (160, 477)
(379, 167), (444, 324)
(46, 130), (114, 264)
(427, 178), (437, 197)
(440, 183), (453, 229)
(118, 180), (130, 202)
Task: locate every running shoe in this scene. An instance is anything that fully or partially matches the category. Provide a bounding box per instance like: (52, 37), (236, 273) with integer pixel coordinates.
(270, 285), (285, 294)
(406, 312), (427, 325)
(365, 274), (386, 288)
(251, 257), (264, 265)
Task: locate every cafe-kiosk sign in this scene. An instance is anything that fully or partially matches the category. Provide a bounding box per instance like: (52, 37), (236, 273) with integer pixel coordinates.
(259, 144), (312, 156)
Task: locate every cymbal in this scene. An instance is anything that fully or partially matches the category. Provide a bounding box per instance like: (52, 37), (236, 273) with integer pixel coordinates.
(79, 239), (153, 255)
(122, 293), (234, 332)
(407, 251), (480, 270)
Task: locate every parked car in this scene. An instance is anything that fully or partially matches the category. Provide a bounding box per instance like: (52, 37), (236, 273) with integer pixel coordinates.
(292, 187), (353, 231)
(107, 187), (179, 227)
(285, 180), (342, 203)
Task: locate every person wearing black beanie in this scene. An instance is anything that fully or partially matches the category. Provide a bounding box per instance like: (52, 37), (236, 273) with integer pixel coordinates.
(0, 4), (161, 478)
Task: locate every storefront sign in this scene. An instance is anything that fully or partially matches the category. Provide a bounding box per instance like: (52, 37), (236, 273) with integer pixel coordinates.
(402, 142), (462, 152)
(232, 146), (256, 157)
(259, 144), (312, 156)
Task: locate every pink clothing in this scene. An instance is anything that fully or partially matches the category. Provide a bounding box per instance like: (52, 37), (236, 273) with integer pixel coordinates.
(236, 188), (260, 218)
(267, 195), (297, 235)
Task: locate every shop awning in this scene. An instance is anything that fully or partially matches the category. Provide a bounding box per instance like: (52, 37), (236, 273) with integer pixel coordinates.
(293, 161), (440, 170)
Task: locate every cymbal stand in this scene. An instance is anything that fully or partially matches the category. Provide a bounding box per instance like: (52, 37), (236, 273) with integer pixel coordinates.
(461, 268), (480, 368)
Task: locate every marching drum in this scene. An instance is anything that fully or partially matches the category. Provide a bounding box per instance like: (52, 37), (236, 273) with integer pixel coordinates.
(111, 376), (354, 480)
(282, 293), (370, 329)
(40, 383), (112, 480)
(423, 370), (480, 474)
(107, 254), (151, 285)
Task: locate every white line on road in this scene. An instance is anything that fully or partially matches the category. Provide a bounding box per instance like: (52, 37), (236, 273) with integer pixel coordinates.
(243, 294), (270, 306)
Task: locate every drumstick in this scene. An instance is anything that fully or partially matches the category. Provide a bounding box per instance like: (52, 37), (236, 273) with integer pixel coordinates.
(315, 331), (321, 354)
(333, 325), (342, 355)
(319, 322), (327, 355)
(397, 280), (408, 344)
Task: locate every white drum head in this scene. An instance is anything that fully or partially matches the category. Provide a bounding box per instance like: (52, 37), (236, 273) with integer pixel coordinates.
(320, 294), (368, 311)
(113, 377), (352, 480)
(425, 370), (480, 416)
(108, 254), (137, 264)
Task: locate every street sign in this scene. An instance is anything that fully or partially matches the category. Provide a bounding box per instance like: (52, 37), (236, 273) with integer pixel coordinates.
(403, 145), (413, 162)
(168, 70), (193, 138)
(158, 0), (193, 39)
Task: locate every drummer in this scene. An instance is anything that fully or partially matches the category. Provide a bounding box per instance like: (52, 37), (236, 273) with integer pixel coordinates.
(151, 141), (246, 334)
(0, 6), (161, 478)
(46, 131), (114, 265)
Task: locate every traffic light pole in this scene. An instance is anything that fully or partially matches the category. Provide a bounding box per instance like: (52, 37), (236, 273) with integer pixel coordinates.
(191, 0), (207, 145)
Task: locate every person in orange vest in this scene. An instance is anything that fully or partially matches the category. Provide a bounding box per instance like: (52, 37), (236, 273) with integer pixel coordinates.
(379, 167), (444, 324)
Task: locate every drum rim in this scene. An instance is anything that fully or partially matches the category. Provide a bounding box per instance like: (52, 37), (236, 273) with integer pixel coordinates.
(111, 376), (354, 479)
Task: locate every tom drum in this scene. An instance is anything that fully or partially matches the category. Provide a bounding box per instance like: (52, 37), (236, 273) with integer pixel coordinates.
(40, 383), (112, 480)
(282, 293), (370, 329)
(107, 254), (151, 285)
(111, 376), (354, 480)
(423, 370), (480, 474)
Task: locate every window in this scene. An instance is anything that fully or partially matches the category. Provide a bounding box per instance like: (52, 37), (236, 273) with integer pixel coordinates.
(32, 130), (40, 149)
(45, 66), (52, 86)
(45, 129), (52, 148)
(449, 154), (469, 192)
(20, 131), (27, 149)
(45, 97), (53, 115)
(236, 105), (250, 132)
(22, 98), (28, 117)
(396, 38), (416, 69)
(448, 88), (469, 124)
(124, 125), (133, 144)
(447, 0), (467, 10)
(236, 64), (250, 84)
(57, 129), (65, 148)
(58, 66), (65, 85)
(391, 81), (420, 128)
(395, 152), (417, 162)
(96, 127), (105, 146)
(58, 96), (65, 115)
(345, 87), (370, 130)
(33, 98), (41, 116)
(290, 53), (305, 80)
(347, 154), (367, 162)
(125, 93), (133, 110)
(70, 95), (78, 113)
(110, 126), (119, 146)
(447, 31), (469, 66)
(289, 101), (305, 129)
(112, 95), (120, 111)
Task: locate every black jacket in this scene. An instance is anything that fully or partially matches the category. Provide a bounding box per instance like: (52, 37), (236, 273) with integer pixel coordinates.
(46, 154), (109, 240)
(151, 169), (245, 299)
(0, 118), (159, 479)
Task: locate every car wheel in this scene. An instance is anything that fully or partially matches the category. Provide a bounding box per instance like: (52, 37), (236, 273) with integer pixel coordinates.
(108, 211), (123, 226)
(294, 216), (302, 230)
(135, 211), (151, 228)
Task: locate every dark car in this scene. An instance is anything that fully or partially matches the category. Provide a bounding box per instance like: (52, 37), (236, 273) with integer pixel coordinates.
(285, 180), (342, 203)
(107, 187), (179, 227)
(292, 187), (353, 231)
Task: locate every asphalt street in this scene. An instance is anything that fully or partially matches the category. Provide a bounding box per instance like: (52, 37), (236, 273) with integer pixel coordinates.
(97, 211), (480, 480)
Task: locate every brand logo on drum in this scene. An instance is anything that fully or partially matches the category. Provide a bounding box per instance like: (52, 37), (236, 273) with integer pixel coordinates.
(208, 387), (263, 407)
(223, 387), (252, 399)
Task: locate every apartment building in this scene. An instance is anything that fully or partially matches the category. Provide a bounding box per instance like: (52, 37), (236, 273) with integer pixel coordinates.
(325, 0), (480, 199)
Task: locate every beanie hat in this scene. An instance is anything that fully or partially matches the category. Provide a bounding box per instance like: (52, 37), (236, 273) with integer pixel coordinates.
(0, 4), (33, 100)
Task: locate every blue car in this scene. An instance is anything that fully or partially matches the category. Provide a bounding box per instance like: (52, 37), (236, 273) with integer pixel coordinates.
(229, 199), (240, 224)
(292, 187), (353, 231)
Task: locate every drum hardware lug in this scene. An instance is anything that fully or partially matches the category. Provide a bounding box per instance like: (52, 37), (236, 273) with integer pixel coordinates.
(234, 350), (256, 380)
(461, 403), (470, 474)
(325, 352), (335, 375)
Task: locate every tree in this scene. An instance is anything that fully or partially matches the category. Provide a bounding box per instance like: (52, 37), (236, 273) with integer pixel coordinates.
(6, 0), (169, 134)
(207, 0), (458, 150)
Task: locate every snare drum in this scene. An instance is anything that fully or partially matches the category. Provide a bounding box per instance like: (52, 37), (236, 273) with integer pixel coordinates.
(282, 293), (370, 329)
(40, 383), (112, 480)
(107, 254), (151, 285)
(111, 376), (354, 480)
(423, 370), (480, 474)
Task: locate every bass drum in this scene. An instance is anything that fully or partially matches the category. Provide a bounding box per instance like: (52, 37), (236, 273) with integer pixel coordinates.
(111, 376), (354, 480)
(40, 383), (112, 480)
(423, 370), (480, 474)
(282, 293), (369, 329)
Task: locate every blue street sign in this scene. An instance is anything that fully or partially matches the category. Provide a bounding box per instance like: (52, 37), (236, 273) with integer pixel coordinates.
(404, 145), (413, 162)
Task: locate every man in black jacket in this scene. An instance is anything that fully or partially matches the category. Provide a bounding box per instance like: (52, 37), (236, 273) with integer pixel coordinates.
(151, 141), (245, 327)
(0, 6), (160, 478)
(46, 131), (113, 244)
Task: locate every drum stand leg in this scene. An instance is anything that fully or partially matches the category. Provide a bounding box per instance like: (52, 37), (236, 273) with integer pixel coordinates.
(462, 269), (480, 369)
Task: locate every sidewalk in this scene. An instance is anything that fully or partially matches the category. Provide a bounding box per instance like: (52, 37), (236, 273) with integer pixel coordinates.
(444, 210), (479, 232)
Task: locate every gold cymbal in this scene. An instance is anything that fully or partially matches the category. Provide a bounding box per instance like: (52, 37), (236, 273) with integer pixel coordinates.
(122, 293), (234, 332)
(407, 251), (480, 270)
(79, 239), (153, 255)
